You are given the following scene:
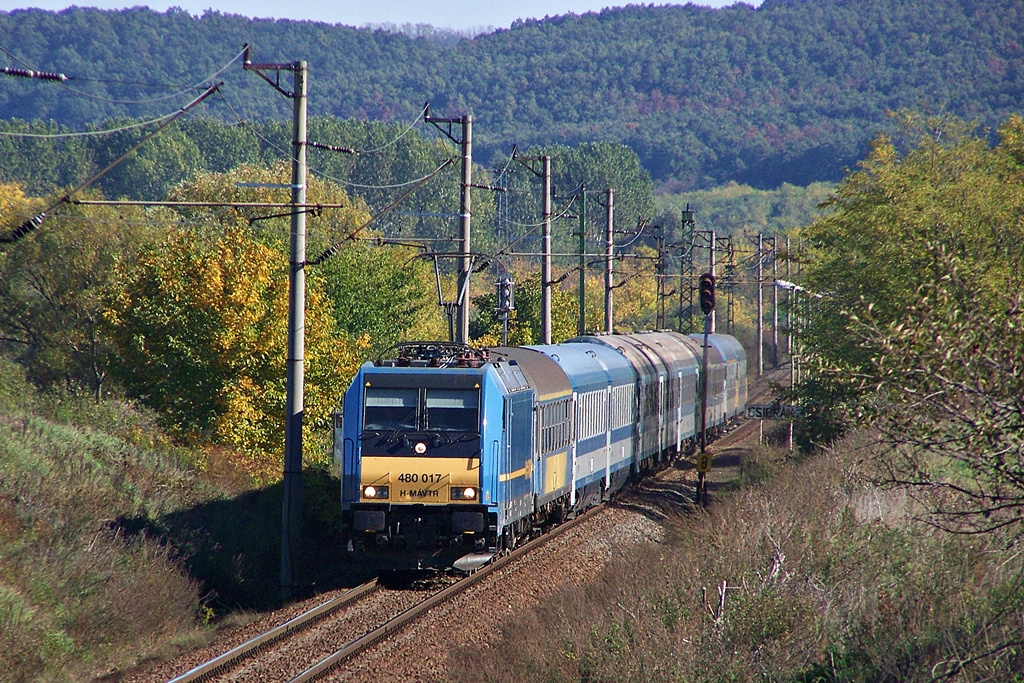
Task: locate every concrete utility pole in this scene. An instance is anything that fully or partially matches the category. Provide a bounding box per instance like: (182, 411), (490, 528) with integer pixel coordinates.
(772, 235), (779, 367)
(794, 241), (802, 383)
(542, 156), (552, 344)
(577, 187), (585, 335)
(425, 108), (472, 344)
(786, 236), (793, 356)
(709, 230), (717, 334)
(780, 237), (800, 452)
(458, 116), (472, 344)
(243, 49), (307, 602)
(513, 153), (553, 343)
(577, 185), (586, 336)
(756, 233), (763, 377)
(283, 61), (307, 604)
(604, 188), (615, 333)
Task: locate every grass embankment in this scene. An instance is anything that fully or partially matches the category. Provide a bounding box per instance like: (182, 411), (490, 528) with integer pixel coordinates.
(0, 356), (208, 680)
(0, 356), (355, 682)
(453, 433), (1024, 681)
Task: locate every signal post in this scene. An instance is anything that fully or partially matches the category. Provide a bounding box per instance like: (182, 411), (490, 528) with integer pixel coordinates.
(696, 272), (716, 506)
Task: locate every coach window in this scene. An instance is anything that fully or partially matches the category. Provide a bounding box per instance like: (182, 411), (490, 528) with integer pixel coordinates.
(364, 388), (418, 431)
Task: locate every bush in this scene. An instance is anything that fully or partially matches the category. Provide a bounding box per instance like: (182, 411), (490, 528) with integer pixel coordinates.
(0, 353), (206, 680)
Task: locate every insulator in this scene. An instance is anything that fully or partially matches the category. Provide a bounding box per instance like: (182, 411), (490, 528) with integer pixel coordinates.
(1, 212), (46, 244)
(1, 67), (67, 81)
(35, 70), (68, 81)
(16, 213), (46, 237)
(309, 141), (358, 155)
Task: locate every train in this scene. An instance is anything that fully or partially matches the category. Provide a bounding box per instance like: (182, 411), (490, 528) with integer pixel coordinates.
(334, 330), (747, 570)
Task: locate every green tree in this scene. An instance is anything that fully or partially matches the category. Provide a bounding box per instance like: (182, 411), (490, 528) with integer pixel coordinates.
(168, 162), (446, 352)
(180, 116), (261, 172)
(317, 243), (443, 353)
(0, 120), (94, 195)
(0, 188), (160, 398)
(793, 112), (1024, 455)
(93, 120), (203, 200)
(860, 253), (1024, 537)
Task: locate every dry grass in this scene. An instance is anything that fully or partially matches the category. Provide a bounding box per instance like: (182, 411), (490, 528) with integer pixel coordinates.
(0, 356), (207, 681)
(451, 435), (1024, 682)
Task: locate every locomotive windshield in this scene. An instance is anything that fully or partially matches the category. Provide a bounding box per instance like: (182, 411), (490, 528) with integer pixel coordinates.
(364, 388), (418, 431)
(425, 389), (479, 431)
(363, 387), (480, 433)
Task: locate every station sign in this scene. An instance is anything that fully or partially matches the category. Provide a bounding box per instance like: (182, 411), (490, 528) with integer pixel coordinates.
(746, 403), (803, 420)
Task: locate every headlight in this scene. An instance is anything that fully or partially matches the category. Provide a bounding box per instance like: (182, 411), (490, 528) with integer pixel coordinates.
(362, 485), (389, 499)
(451, 486), (477, 500)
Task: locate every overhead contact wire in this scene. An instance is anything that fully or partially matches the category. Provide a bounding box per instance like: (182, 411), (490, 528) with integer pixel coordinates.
(345, 103), (427, 154)
(0, 44), (247, 106)
(1, 42), (244, 105)
(308, 158), (455, 266)
(218, 90), (447, 192)
(0, 114), (181, 138)
(498, 195), (579, 256)
(54, 46), (246, 104)
(0, 83), (222, 245)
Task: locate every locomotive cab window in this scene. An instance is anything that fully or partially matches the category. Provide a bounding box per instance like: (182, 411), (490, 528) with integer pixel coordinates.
(425, 389), (479, 432)
(364, 388), (418, 431)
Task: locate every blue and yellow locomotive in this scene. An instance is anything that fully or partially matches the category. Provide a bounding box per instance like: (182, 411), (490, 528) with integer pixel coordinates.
(335, 332), (747, 569)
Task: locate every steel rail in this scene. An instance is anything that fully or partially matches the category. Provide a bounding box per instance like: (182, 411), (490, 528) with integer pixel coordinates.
(289, 509), (598, 682)
(166, 579), (379, 683)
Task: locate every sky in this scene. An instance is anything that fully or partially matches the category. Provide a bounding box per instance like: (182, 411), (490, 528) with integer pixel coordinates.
(0, 0), (760, 32)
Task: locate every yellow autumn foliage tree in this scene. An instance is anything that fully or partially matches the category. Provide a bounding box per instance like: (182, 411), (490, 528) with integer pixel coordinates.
(0, 181), (32, 223)
(105, 224), (365, 481)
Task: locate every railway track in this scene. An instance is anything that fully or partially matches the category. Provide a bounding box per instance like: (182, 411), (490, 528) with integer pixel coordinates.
(164, 508), (594, 682)
(167, 580), (381, 682)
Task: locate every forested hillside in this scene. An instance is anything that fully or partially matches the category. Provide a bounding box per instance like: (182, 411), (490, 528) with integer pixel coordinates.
(1, 0), (1021, 189)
